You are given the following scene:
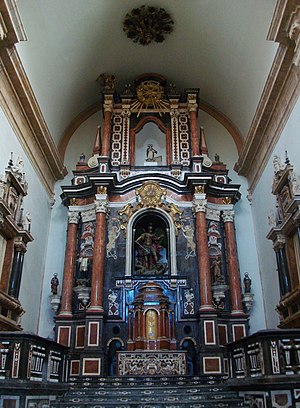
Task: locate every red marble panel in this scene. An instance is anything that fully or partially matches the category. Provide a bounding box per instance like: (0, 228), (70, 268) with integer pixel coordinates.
(83, 358), (100, 375)
(88, 322), (99, 346)
(70, 360), (80, 375)
(75, 326), (85, 348)
(58, 326), (70, 347)
(203, 357), (221, 374)
(233, 324), (245, 341)
(3, 400), (17, 408)
(218, 325), (228, 346)
(204, 321), (215, 344)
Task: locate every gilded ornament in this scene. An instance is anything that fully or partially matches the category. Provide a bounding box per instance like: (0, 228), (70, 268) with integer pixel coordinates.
(223, 197), (232, 205)
(118, 181), (183, 236)
(195, 185), (205, 194)
(123, 6), (174, 46)
(97, 186), (107, 195)
(70, 198), (78, 206)
(136, 181), (166, 208)
(131, 81), (169, 116)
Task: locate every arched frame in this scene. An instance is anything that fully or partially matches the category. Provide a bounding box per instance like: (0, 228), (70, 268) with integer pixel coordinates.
(125, 207), (178, 277)
(129, 116), (171, 166)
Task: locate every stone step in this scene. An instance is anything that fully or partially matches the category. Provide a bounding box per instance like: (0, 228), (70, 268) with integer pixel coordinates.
(51, 376), (245, 408)
(51, 401), (244, 408)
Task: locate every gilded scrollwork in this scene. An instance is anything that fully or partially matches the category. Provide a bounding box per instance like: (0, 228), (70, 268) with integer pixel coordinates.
(118, 181), (183, 236)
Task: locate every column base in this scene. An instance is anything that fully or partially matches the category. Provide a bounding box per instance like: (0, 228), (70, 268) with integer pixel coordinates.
(199, 305), (215, 312)
(231, 310), (246, 316)
(87, 305), (104, 313)
(57, 311), (73, 318)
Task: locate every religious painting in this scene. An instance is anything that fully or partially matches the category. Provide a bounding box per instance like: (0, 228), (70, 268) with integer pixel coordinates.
(133, 213), (168, 276)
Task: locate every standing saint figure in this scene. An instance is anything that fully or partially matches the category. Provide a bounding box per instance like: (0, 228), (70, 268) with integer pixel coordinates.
(135, 224), (163, 271)
(51, 273), (59, 295)
(146, 144), (157, 161)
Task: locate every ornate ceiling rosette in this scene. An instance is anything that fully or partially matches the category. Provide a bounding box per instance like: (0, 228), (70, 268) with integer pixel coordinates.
(123, 5), (174, 46)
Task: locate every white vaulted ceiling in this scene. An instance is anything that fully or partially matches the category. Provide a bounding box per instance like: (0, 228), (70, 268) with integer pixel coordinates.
(15, 0), (277, 146)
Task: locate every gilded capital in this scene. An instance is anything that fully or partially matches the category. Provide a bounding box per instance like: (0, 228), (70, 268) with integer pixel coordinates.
(68, 211), (80, 224)
(193, 199), (207, 213)
(222, 210), (234, 223)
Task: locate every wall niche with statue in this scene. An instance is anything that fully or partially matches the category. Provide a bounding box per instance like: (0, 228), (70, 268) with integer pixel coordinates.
(133, 211), (169, 277)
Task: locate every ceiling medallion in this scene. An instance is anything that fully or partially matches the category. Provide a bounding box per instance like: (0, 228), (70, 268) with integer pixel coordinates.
(123, 5), (174, 46)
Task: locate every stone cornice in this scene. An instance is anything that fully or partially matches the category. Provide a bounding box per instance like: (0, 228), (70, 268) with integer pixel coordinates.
(0, 0), (67, 196)
(235, 0), (300, 193)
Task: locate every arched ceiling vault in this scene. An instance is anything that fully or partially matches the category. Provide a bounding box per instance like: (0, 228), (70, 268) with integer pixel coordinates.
(15, 0), (277, 146)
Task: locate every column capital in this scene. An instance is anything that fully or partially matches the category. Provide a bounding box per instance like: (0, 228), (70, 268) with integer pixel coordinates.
(103, 95), (114, 112)
(222, 209), (235, 223)
(273, 234), (286, 251)
(68, 211), (80, 224)
(95, 199), (108, 214)
(193, 199), (207, 213)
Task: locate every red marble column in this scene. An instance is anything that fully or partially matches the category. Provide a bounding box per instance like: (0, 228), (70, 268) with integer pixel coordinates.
(0, 239), (15, 292)
(190, 110), (200, 157)
(88, 199), (107, 312)
(223, 210), (244, 314)
(101, 98), (113, 157)
(59, 211), (80, 317)
(194, 199), (213, 310)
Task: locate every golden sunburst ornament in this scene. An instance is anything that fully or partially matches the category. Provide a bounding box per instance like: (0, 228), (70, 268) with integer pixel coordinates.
(131, 80), (170, 116)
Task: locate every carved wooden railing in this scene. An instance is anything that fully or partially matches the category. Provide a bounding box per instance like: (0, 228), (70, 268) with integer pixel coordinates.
(227, 329), (300, 380)
(0, 332), (68, 383)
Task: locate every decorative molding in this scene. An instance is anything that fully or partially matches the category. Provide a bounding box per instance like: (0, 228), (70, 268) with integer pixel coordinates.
(235, 0), (300, 193)
(0, 49), (66, 196)
(0, 1), (66, 197)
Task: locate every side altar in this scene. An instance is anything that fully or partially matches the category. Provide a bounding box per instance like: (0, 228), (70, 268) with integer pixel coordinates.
(53, 73), (253, 378)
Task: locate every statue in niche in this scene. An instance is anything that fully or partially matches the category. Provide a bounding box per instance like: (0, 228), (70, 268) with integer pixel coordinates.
(146, 144), (158, 161)
(244, 272), (252, 293)
(135, 223), (167, 275)
(211, 258), (225, 284)
(50, 273), (59, 295)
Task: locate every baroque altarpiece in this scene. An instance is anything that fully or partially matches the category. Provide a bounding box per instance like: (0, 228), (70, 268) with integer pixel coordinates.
(55, 73), (250, 377)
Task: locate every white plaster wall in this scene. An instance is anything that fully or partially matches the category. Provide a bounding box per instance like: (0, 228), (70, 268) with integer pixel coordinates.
(38, 112), (100, 338)
(0, 107), (51, 333)
(251, 98), (300, 329)
(201, 111), (266, 333)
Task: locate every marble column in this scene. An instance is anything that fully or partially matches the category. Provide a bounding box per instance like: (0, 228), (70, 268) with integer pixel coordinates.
(58, 211), (80, 317)
(101, 96), (113, 158)
(223, 210), (243, 314)
(193, 198), (213, 310)
(274, 236), (291, 297)
(88, 197), (108, 312)
(8, 240), (26, 299)
(0, 239), (15, 292)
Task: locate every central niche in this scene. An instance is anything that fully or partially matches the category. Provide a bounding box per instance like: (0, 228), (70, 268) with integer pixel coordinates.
(135, 122), (166, 166)
(133, 212), (169, 276)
